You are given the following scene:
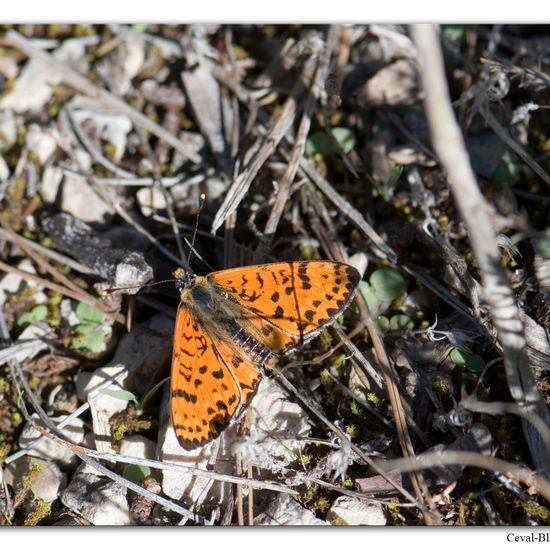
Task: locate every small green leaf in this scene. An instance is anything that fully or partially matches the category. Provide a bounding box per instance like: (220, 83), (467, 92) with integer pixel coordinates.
(450, 349), (485, 373)
(75, 302), (105, 325)
(331, 127), (356, 154)
(305, 132), (333, 157)
(374, 316), (390, 334)
(450, 348), (468, 366)
(305, 127), (356, 157)
(123, 464), (151, 486)
(252, 193), (266, 204)
(358, 280), (380, 312)
(72, 325), (105, 353)
(387, 164), (404, 189)
(441, 25), (466, 44)
(494, 160), (521, 186)
(99, 388), (139, 405)
(17, 304), (48, 326)
(369, 268), (406, 302)
(389, 314), (414, 332)
(464, 354), (486, 373)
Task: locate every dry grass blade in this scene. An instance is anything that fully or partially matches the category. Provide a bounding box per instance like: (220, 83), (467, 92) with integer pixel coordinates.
(6, 30), (201, 165)
(412, 23), (550, 479)
(253, 26), (340, 262)
(377, 451), (550, 503)
(0, 258), (123, 324)
(211, 40), (322, 234)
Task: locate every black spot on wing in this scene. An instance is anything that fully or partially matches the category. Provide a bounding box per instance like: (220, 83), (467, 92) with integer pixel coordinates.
(172, 389), (197, 403)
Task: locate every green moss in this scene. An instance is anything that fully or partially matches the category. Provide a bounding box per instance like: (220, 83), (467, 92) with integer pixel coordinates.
(345, 424), (359, 438)
(517, 500), (550, 523)
(24, 499), (51, 526)
(10, 412), (22, 428)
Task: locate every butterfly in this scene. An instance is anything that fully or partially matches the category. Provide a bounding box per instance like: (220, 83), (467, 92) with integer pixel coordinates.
(170, 260), (361, 450)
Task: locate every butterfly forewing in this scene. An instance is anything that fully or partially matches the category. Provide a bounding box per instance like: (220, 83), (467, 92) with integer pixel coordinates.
(207, 261), (361, 352)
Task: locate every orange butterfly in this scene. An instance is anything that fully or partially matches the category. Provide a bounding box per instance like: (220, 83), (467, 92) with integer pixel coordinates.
(170, 260), (360, 450)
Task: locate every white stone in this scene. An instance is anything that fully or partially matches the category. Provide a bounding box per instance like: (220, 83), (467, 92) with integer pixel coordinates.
(0, 56), (18, 80)
(349, 252), (368, 278)
(223, 377), (312, 471)
(11, 322), (51, 363)
(19, 414), (86, 469)
(255, 494), (328, 526)
(119, 435), (156, 460)
(0, 154), (9, 181)
(0, 59), (61, 112)
(1, 38), (92, 113)
(5, 456), (66, 504)
(60, 464), (131, 525)
(70, 108), (132, 163)
(157, 388), (218, 505)
(0, 110), (17, 150)
(26, 124), (58, 165)
(75, 365), (131, 453)
(75, 313), (173, 453)
(59, 298), (81, 328)
(327, 496), (387, 525)
(136, 186), (167, 217)
(39, 168), (112, 223)
(0, 258), (41, 304)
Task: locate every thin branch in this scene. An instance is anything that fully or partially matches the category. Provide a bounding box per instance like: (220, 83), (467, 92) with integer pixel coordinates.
(411, 23), (550, 478)
(377, 450), (550, 503)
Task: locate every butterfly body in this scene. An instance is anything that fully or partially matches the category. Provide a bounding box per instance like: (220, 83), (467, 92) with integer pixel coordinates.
(170, 260), (360, 450)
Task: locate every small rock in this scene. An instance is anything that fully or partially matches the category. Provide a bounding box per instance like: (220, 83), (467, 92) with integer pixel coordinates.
(157, 387), (217, 504)
(5, 456), (66, 505)
(224, 377), (311, 471)
(71, 107), (132, 163)
(466, 133), (507, 179)
(1, 38), (92, 113)
(0, 258), (46, 305)
(10, 322), (51, 363)
(255, 494), (328, 526)
(0, 154), (9, 182)
(358, 58), (420, 107)
(26, 124), (58, 165)
(0, 59), (61, 113)
(0, 110), (17, 150)
(136, 186), (167, 217)
(0, 56), (18, 80)
(119, 435), (156, 460)
(170, 131), (205, 172)
(349, 252), (368, 279)
(39, 167), (112, 223)
(59, 298), (81, 328)
(60, 463), (131, 525)
(327, 496), (387, 525)
(75, 313), (173, 452)
(19, 414), (86, 469)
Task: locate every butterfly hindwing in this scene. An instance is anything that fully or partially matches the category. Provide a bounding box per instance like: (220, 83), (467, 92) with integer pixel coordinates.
(170, 304), (261, 450)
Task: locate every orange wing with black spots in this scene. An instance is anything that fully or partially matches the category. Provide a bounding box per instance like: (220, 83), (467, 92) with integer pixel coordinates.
(170, 260), (360, 450)
(207, 261), (361, 353)
(170, 304), (261, 450)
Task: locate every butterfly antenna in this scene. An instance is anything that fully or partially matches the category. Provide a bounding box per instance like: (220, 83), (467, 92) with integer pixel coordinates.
(100, 278), (176, 296)
(188, 193), (205, 265)
(183, 192), (215, 272)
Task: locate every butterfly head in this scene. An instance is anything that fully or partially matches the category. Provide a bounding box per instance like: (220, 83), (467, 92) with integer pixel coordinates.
(173, 267), (195, 292)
